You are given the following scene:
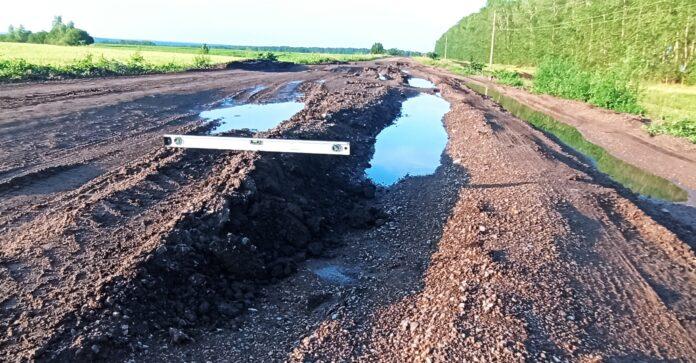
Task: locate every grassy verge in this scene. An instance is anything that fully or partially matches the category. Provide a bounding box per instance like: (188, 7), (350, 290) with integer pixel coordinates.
(416, 57), (527, 88)
(642, 83), (696, 143)
(0, 42), (381, 81)
(417, 58), (696, 144)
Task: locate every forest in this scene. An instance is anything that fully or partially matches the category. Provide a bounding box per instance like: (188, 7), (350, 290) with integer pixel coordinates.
(434, 0), (695, 84)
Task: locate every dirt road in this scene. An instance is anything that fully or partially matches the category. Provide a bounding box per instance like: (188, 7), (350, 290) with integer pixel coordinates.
(1, 60), (695, 362)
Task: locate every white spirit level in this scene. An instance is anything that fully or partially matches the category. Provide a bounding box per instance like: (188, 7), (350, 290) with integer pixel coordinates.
(163, 135), (350, 156)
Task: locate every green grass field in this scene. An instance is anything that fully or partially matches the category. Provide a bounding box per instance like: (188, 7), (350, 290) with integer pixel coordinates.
(0, 42), (382, 82)
(0, 42), (243, 66)
(92, 43), (381, 64)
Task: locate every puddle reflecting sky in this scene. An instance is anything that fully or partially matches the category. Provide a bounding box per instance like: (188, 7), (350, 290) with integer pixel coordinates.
(203, 101), (304, 134)
(408, 77), (435, 88)
(367, 93), (451, 185)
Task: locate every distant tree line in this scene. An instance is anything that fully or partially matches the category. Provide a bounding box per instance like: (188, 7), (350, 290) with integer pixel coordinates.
(0, 16), (94, 46)
(435, 0), (696, 83)
(97, 39), (156, 46)
(208, 45), (371, 54)
(371, 42), (422, 56)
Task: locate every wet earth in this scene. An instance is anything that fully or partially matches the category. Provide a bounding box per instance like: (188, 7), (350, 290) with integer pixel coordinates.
(0, 59), (695, 362)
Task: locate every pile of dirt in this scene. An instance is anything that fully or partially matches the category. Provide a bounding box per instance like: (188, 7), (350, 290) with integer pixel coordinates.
(225, 60), (307, 72)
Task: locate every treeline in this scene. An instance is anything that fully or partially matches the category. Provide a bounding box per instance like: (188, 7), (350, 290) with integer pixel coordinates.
(370, 42), (422, 56)
(210, 45), (369, 54)
(96, 38), (156, 46)
(435, 0), (695, 83)
(0, 16), (93, 46)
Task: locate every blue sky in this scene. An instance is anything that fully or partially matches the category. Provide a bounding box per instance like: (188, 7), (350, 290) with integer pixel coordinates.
(0, 1), (486, 52)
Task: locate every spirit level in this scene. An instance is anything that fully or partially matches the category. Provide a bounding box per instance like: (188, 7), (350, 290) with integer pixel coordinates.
(163, 134), (350, 156)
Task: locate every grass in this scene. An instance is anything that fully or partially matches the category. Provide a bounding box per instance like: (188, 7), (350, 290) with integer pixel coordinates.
(532, 58), (643, 114)
(417, 57), (696, 143)
(0, 42), (242, 66)
(0, 42), (382, 81)
(642, 83), (696, 143)
(93, 43), (381, 64)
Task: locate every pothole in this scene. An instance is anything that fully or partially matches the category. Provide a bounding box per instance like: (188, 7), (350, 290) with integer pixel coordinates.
(203, 101), (304, 134)
(366, 93), (451, 185)
(307, 260), (359, 285)
(407, 77), (436, 88)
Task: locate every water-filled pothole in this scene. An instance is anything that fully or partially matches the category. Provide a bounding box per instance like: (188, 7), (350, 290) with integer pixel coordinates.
(307, 261), (359, 285)
(203, 102), (304, 134)
(202, 82), (305, 134)
(465, 81), (688, 202)
(408, 77), (436, 88)
(366, 93), (451, 185)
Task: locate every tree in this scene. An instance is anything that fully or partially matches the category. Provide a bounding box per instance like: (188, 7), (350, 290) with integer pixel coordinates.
(201, 43), (210, 54)
(370, 42), (385, 54)
(1, 16), (93, 46)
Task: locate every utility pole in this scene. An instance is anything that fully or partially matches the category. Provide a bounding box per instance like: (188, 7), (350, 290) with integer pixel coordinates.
(444, 35), (448, 60)
(489, 11), (497, 73)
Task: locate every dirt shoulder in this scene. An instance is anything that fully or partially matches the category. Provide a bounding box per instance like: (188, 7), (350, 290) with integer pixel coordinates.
(412, 64), (696, 193)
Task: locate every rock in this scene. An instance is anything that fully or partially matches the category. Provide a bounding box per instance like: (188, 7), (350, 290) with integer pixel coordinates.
(362, 184), (376, 199)
(168, 328), (191, 345)
(307, 242), (323, 256)
(217, 302), (239, 317)
(91, 344), (101, 354)
(198, 301), (210, 314)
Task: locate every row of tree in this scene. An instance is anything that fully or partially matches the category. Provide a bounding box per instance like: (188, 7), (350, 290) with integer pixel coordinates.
(0, 16), (94, 46)
(370, 42), (423, 56)
(435, 0), (695, 82)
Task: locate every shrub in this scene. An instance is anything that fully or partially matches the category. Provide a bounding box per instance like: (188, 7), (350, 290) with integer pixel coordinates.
(646, 118), (696, 143)
(492, 70), (523, 87)
(469, 61), (485, 73)
(258, 52), (278, 62)
(533, 57), (642, 114)
(192, 55), (211, 68)
(426, 52), (438, 59)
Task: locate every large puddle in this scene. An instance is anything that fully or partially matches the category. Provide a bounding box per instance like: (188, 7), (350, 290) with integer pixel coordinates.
(408, 77), (436, 88)
(367, 93), (451, 185)
(465, 82), (688, 202)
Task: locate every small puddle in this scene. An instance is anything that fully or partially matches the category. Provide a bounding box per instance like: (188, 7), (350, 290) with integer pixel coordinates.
(202, 82), (305, 134)
(307, 261), (358, 285)
(465, 82), (688, 202)
(408, 77), (436, 88)
(367, 93), (451, 185)
(203, 102), (304, 134)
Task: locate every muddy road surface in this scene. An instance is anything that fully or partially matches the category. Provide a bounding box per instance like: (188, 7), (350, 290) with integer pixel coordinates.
(1, 60), (695, 362)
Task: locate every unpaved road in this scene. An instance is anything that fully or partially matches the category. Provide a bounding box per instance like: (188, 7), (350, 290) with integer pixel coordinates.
(1, 60), (695, 362)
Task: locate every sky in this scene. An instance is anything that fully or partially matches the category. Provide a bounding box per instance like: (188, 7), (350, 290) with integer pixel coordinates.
(0, 1), (486, 52)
